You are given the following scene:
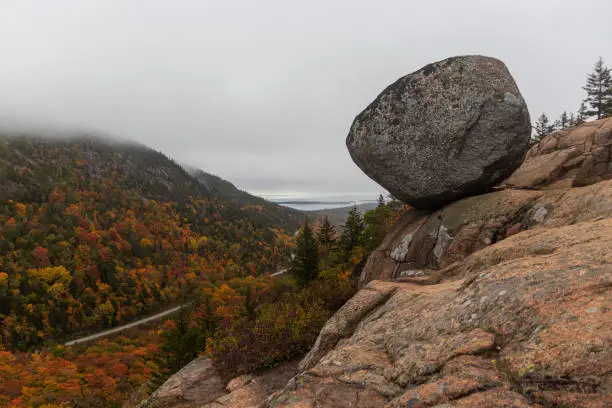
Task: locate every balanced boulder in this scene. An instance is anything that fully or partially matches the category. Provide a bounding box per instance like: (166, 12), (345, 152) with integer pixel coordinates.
(346, 55), (531, 209)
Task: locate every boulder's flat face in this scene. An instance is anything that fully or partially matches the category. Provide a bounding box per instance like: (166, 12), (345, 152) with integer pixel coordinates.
(347, 55), (531, 209)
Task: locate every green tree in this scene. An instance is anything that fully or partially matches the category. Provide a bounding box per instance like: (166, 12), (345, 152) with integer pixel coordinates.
(532, 113), (555, 143)
(576, 102), (588, 125)
(149, 304), (202, 391)
(555, 111), (569, 130)
(316, 216), (336, 247)
(291, 218), (319, 286)
(361, 204), (395, 252)
(340, 206), (364, 254)
(583, 57), (612, 119)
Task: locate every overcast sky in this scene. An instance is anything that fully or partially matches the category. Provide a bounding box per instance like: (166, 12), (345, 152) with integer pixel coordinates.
(0, 1), (610, 197)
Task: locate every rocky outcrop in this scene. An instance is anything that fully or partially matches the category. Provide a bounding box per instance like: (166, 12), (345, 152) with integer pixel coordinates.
(359, 189), (543, 287)
(147, 357), (225, 408)
(346, 55), (531, 209)
(505, 116), (612, 189)
(298, 281), (400, 372)
(264, 119), (612, 407)
(202, 362), (296, 408)
(263, 183), (612, 407)
(358, 119), (612, 288)
(145, 358), (297, 408)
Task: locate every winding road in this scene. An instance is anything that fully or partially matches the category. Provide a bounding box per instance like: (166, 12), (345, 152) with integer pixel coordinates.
(64, 268), (291, 346)
(64, 304), (186, 346)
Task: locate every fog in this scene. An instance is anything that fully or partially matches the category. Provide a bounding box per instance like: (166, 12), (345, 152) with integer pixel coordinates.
(1, 1), (610, 197)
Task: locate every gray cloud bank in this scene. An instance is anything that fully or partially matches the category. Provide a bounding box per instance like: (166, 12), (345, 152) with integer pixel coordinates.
(0, 0), (610, 196)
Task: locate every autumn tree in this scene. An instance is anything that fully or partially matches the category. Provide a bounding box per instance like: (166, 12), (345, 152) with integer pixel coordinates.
(583, 57), (612, 119)
(291, 218), (319, 286)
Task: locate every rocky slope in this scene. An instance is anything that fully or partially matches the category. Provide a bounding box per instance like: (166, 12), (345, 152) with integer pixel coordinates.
(144, 358), (298, 408)
(262, 118), (612, 407)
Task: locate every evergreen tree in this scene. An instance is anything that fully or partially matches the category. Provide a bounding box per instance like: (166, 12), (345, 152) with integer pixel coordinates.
(583, 57), (612, 119)
(361, 204), (395, 252)
(316, 216), (336, 247)
(576, 102), (588, 125)
(340, 206), (364, 254)
(377, 194), (385, 208)
(557, 111), (569, 130)
(149, 304), (202, 391)
(567, 112), (576, 127)
(291, 218), (319, 286)
(532, 113), (555, 143)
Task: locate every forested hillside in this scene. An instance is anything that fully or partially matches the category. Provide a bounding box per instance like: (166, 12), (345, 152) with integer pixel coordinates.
(0, 135), (301, 351)
(188, 168), (300, 232)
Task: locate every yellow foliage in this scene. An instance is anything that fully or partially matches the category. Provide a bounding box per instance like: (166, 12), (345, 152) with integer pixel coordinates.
(140, 237), (153, 248)
(96, 281), (111, 293)
(98, 300), (115, 320)
(27, 266), (71, 286)
(48, 282), (68, 299)
(0, 272), (8, 288)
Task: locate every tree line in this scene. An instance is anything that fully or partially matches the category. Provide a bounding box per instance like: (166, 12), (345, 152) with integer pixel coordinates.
(533, 57), (612, 142)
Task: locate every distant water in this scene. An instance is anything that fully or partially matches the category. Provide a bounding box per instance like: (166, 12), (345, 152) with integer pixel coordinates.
(263, 194), (380, 211)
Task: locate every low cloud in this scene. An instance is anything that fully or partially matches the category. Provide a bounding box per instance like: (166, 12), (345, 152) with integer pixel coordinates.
(0, 1), (610, 196)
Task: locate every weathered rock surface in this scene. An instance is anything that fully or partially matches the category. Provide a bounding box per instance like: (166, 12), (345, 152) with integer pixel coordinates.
(264, 201), (612, 407)
(505, 116), (612, 189)
(359, 175), (612, 289)
(146, 359), (297, 408)
(298, 280), (399, 372)
(346, 55), (531, 209)
(147, 357), (225, 408)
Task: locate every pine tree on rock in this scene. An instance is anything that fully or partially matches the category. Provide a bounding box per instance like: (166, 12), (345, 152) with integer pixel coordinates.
(340, 206), (364, 254)
(576, 102), (588, 125)
(292, 218), (319, 286)
(362, 204), (395, 252)
(583, 57), (612, 119)
(316, 216), (336, 247)
(557, 111), (569, 130)
(533, 113), (555, 143)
